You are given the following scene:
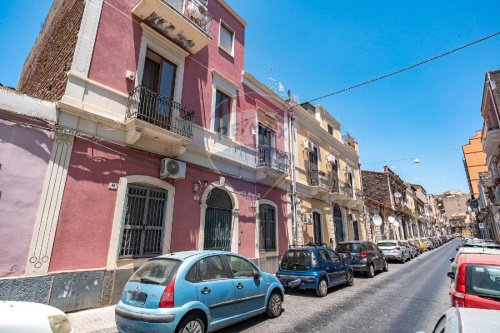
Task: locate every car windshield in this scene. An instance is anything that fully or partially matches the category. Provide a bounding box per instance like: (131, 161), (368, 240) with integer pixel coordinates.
(336, 243), (362, 253)
(128, 259), (180, 286)
(281, 250), (312, 271)
(468, 264), (500, 299)
(378, 242), (397, 247)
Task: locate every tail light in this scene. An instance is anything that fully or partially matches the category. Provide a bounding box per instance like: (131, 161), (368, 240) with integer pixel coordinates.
(159, 277), (176, 308)
(360, 251), (368, 257)
(395, 246), (401, 250)
(454, 264), (466, 307)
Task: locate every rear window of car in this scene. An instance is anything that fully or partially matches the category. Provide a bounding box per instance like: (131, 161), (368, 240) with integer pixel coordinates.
(336, 243), (362, 253)
(281, 250), (312, 271)
(378, 242), (397, 247)
(128, 259), (180, 286)
(467, 264), (500, 299)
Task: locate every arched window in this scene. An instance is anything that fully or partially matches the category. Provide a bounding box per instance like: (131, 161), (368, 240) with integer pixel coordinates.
(259, 204), (276, 251)
(204, 188), (233, 251)
(333, 204), (344, 243)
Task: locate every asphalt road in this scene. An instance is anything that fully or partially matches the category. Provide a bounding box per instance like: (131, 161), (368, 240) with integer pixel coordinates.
(219, 238), (459, 333)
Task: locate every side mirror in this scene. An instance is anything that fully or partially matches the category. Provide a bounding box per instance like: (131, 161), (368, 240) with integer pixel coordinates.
(447, 271), (455, 279)
(449, 257), (454, 263)
(253, 271), (261, 279)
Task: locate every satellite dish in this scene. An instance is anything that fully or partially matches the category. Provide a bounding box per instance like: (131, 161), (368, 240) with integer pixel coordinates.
(394, 191), (402, 199)
(413, 158), (421, 164)
(372, 215), (382, 226)
(393, 220), (400, 228)
(388, 216), (395, 224)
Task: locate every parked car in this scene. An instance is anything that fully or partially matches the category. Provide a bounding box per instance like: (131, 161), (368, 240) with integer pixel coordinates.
(335, 241), (388, 278)
(0, 301), (73, 333)
(415, 238), (427, 252)
(422, 237), (435, 250)
(401, 240), (417, 258)
(432, 307), (500, 333)
(408, 240), (422, 256)
(377, 240), (411, 263)
(459, 239), (500, 251)
(276, 243), (354, 297)
(449, 247), (500, 275)
(447, 253), (500, 310)
(115, 251), (284, 333)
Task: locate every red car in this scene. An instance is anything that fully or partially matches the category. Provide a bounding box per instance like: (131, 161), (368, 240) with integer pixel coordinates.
(448, 253), (500, 309)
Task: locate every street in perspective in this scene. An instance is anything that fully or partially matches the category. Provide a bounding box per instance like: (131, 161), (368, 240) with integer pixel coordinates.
(0, 1), (500, 333)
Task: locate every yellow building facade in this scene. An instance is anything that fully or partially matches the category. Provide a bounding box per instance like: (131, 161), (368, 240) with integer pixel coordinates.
(290, 102), (365, 247)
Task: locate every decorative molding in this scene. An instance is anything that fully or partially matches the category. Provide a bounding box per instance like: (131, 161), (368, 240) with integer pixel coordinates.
(71, 0), (104, 76)
(25, 133), (75, 275)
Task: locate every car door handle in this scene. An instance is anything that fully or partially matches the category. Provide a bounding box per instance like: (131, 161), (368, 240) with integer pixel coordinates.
(201, 287), (211, 294)
(236, 283), (244, 289)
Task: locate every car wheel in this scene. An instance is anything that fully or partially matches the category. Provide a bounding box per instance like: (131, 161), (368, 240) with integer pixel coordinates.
(346, 270), (354, 286)
(383, 260), (389, 272)
(176, 313), (205, 333)
(266, 291), (283, 318)
(316, 278), (328, 297)
(401, 257), (405, 264)
(367, 263), (375, 278)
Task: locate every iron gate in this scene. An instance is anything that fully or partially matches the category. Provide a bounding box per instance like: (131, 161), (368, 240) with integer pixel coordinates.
(120, 185), (167, 258)
(259, 204), (276, 251)
(204, 188), (233, 251)
(333, 204), (344, 243)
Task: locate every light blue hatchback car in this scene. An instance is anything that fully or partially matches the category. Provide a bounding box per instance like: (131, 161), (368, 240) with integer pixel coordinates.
(115, 251), (284, 333)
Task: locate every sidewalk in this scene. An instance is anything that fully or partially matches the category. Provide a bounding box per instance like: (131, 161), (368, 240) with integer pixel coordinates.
(67, 305), (117, 333)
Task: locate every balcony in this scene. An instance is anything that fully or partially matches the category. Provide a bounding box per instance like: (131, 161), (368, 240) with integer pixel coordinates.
(256, 145), (289, 181)
(483, 123), (500, 156)
(133, 0), (212, 54)
(125, 86), (195, 156)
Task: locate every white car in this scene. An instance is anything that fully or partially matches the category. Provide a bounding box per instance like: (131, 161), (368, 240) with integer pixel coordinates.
(432, 307), (500, 333)
(0, 301), (73, 333)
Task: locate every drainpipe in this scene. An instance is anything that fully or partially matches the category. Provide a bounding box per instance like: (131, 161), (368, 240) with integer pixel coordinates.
(288, 104), (298, 245)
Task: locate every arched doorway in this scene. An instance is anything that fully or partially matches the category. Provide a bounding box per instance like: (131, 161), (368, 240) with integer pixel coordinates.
(333, 204), (344, 243)
(313, 212), (322, 243)
(204, 188), (233, 250)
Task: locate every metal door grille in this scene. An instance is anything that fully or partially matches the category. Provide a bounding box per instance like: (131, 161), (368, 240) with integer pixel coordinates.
(120, 185), (167, 258)
(204, 188), (233, 251)
(333, 204), (344, 243)
(259, 204), (276, 251)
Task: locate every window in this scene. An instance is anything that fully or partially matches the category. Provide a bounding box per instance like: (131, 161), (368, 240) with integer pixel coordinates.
(327, 124), (334, 135)
(327, 250), (340, 262)
(227, 255), (256, 278)
(258, 125), (275, 147)
(214, 90), (231, 136)
(259, 204), (277, 251)
(142, 50), (176, 100)
(198, 256), (228, 281)
(219, 22), (234, 55)
(120, 185), (168, 258)
(128, 259), (179, 285)
(318, 250), (331, 262)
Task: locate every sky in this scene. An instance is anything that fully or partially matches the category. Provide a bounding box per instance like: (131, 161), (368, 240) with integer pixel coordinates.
(1, 1), (499, 195)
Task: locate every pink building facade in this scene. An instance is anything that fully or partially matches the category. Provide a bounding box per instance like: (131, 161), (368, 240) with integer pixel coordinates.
(2, 0), (291, 311)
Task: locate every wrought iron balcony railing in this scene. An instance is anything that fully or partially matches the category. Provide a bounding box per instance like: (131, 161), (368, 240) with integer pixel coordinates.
(162, 0), (212, 35)
(257, 145), (289, 174)
(126, 85), (195, 139)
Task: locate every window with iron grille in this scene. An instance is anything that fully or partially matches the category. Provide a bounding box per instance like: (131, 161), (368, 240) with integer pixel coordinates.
(120, 185), (168, 258)
(259, 204), (276, 251)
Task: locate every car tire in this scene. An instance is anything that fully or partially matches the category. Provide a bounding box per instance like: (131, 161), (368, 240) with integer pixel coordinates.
(346, 270), (354, 286)
(383, 260), (389, 272)
(401, 257), (405, 264)
(175, 313), (205, 333)
(266, 291), (283, 318)
(367, 263), (375, 278)
(316, 278), (328, 297)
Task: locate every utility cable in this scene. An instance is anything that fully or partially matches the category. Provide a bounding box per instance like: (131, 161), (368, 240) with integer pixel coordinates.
(304, 31), (500, 104)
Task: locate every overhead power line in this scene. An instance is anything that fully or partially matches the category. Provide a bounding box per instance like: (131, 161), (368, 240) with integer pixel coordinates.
(304, 31), (500, 104)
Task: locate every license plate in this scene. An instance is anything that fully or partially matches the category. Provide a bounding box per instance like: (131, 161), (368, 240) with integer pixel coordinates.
(128, 291), (147, 304)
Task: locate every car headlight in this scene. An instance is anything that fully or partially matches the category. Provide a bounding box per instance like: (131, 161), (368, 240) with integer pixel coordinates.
(48, 315), (72, 333)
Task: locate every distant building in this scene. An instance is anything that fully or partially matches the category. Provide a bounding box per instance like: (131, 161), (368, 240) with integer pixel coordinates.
(462, 130), (488, 199)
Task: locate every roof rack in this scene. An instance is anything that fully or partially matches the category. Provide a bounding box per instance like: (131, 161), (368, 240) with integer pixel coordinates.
(289, 242), (328, 249)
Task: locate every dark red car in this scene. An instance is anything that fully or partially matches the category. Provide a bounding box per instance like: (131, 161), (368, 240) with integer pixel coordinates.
(448, 253), (500, 310)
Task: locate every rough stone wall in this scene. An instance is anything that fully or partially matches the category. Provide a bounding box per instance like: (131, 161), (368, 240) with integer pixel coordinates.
(17, 0), (85, 101)
(361, 171), (391, 206)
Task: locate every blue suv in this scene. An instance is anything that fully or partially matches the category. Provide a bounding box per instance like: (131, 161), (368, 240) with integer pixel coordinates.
(276, 243), (354, 297)
(115, 251), (284, 333)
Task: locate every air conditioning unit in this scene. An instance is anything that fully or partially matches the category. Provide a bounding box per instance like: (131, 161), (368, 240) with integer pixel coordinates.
(160, 158), (186, 180)
(302, 213), (313, 225)
(327, 154), (336, 163)
(303, 139), (314, 151)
